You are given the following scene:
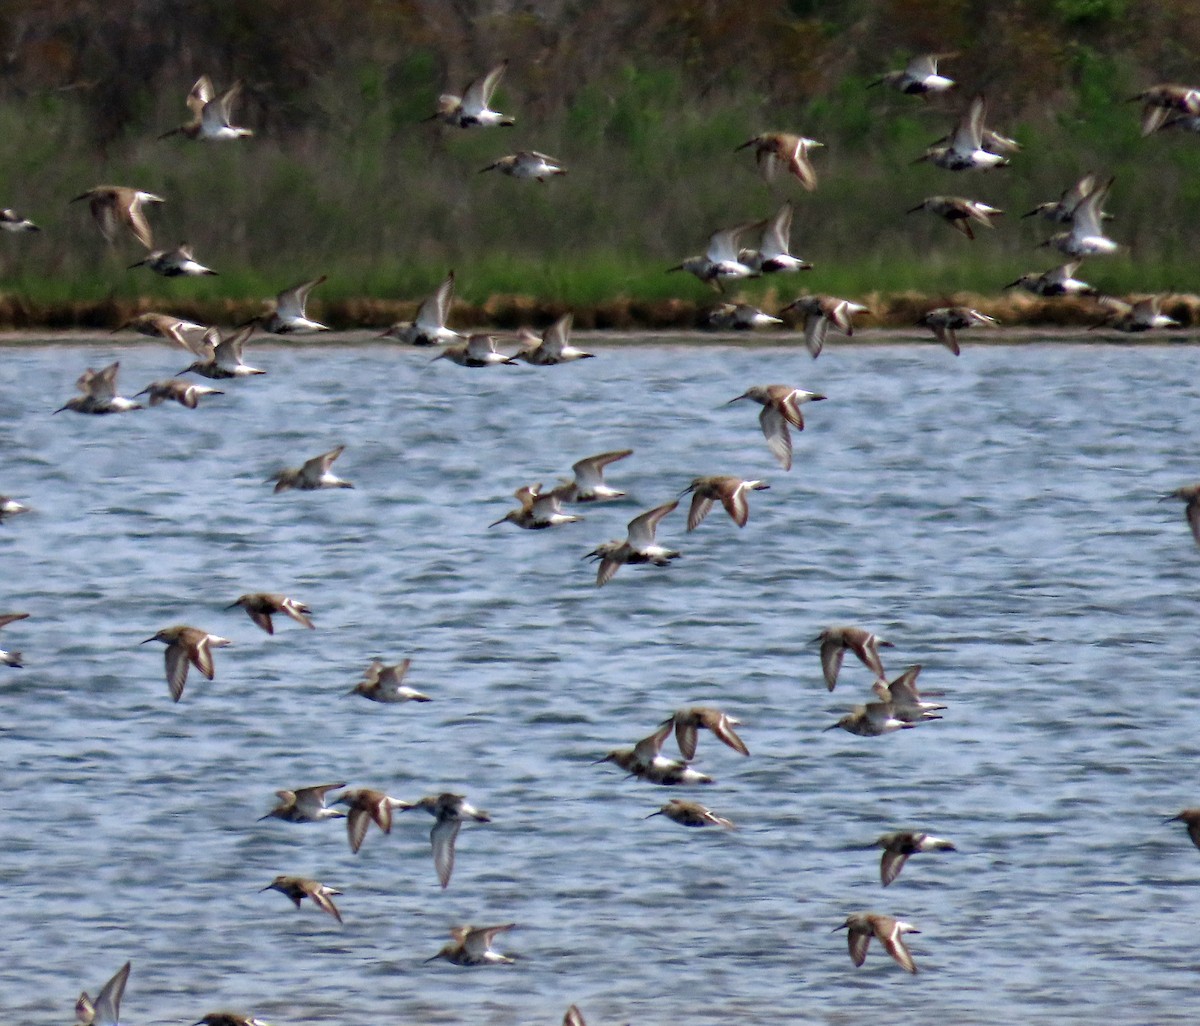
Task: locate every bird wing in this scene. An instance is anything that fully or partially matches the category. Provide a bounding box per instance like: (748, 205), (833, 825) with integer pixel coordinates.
(759, 406), (793, 470)
(277, 276), (326, 318)
(165, 644), (190, 701)
(431, 816), (462, 888)
(820, 637), (845, 690)
(572, 449), (631, 488)
(416, 272), (455, 330)
(627, 501), (677, 548)
(463, 61), (507, 114)
(686, 491), (714, 531)
(847, 930), (871, 967)
(539, 313), (572, 358)
(347, 807), (371, 853)
(950, 94), (985, 151)
(91, 962), (131, 1026)
(303, 445), (345, 478)
(880, 850), (910, 886)
(187, 76), (214, 114)
(761, 202), (793, 258)
(706, 222), (753, 263)
(881, 923), (918, 972)
(721, 481), (751, 528)
(804, 312), (829, 358)
(124, 195), (156, 250)
(92, 362), (120, 400)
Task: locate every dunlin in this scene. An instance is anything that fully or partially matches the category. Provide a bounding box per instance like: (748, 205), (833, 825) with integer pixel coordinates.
(490, 483), (583, 529)
(555, 449), (632, 503)
(584, 500), (680, 586)
(916, 306), (998, 355)
(834, 912), (920, 973)
(432, 333), (519, 367)
(252, 276), (329, 333)
(1165, 808), (1200, 850)
(825, 701), (939, 736)
(75, 961), (130, 1026)
(226, 592), (315, 634)
(0, 208), (38, 232)
(781, 295), (870, 358)
(907, 195), (1003, 239)
(669, 222), (757, 292)
(480, 150), (566, 182)
(259, 782), (347, 823)
(128, 242), (217, 277)
(1165, 483), (1200, 547)
(740, 202), (812, 274)
(401, 793), (491, 889)
(517, 313), (594, 364)
(333, 788), (413, 852)
(70, 185), (164, 248)
(179, 325), (265, 379)
(868, 831), (956, 886)
(140, 625), (231, 702)
(425, 923), (517, 965)
(646, 798), (735, 829)
(1130, 83), (1200, 135)
(117, 311), (208, 343)
(735, 133), (823, 189)
(426, 61), (515, 128)
(261, 875), (342, 923)
(348, 658), (432, 703)
(1093, 295), (1181, 332)
(870, 52), (956, 95)
(134, 378), (224, 409)
(595, 723), (672, 774)
(1004, 261), (1097, 297)
(916, 95), (1007, 171)
(268, 445), (353, 492)
(0, 496), (30, 525)
(160, 76), (253, 141)
(681, 475), (769, 530)
(595, 723), (715, 785)
(1041, 176), (1117, 257)
(1022, 172), (1100, 224)
(725, 384), (826, 470)
(705, 303), (782, 330)
(816, 625), (892, 690)
(0, 611), (28, 667)
(193, 1014), (269, 1026)
(54, 362), (143, 415)
(872, 665), (947, 719)
(661, 706), (749, 759)
(379, 271), (461, 346)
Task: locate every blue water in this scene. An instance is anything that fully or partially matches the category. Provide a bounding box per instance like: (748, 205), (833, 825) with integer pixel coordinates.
(1, 336), (1198, 1025)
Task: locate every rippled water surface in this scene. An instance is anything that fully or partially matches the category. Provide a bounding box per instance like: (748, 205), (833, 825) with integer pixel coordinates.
(2, 335), (1199, 1025)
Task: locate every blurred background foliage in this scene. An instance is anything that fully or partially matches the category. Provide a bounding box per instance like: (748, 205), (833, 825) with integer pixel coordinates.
(0, 0), (1197, 321)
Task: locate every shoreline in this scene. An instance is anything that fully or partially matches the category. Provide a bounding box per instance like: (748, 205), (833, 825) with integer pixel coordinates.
(2, 325), (1196, 346)
(0, 291), (1198, 336)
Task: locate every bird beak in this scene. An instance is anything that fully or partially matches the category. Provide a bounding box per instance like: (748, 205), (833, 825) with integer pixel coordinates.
(822, 723), (841, 732)
(1002, 279), (1020, 289)
(224, 601), (242, 610)
(139, 636), (158, 644)
(422, 954), (442, 964)
(905, 205), (923, 214)
(644, 810), (663, 819)
(723, 395), (747, 406)
(830, 923), (848, 932)
(487, 516), (507, 528)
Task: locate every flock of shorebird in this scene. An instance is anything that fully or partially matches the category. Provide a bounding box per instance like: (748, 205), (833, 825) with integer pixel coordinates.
(6, 53), (1200, 1025)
